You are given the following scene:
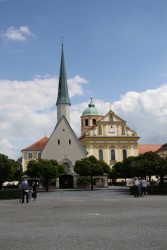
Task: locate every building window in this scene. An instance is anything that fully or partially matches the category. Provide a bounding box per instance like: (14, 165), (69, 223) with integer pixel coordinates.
(28, 152), (32, 159)
(111, 149), (115, 160)
(122, 149), (127, 160)
(69, 140), (71, 145)
(85, 119), (88, 126)
(122, 126), (125, 135)
(58, 140), (60, 145)
(92, 119), (96, 126)
(99, 149), (103, 161)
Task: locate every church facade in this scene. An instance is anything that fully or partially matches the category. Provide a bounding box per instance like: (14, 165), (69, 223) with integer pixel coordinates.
(21, 44), (87, 188)
(79, 98), (140, 168)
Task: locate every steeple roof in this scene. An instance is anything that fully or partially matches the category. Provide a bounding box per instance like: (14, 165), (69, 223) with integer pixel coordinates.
(56, 44), (71, 105)
(82, 97), (102, 115)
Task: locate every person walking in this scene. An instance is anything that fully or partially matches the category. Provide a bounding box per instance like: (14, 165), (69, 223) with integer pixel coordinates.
(138, 177), (142, 197)
(141, 177), (148, 196)
(133, 177), (139, 198)
(32, 182), (37, 201)
(20, 179), (30, 203)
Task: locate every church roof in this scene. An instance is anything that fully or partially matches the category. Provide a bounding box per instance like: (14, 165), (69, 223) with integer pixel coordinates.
(56, 44), (71, 106)
(21, 136), (49, 152)
(138, 144), (162, 155)
(82, 97), (102, 115)
(156, 143), (167, 153)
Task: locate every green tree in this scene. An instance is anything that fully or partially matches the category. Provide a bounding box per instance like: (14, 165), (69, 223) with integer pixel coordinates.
(112, 151), (167, 183)
(74, 156), (110, 190)
(27, 159), (67, 191)
(0, 153), (19, 189)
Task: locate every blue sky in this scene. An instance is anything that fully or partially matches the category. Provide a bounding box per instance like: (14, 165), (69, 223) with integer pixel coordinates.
(0, 0), (167, 159)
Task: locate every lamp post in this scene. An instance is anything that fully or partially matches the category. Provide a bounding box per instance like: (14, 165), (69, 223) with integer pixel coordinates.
(16, 165), (21, 182)
(131, 162), (135, 178)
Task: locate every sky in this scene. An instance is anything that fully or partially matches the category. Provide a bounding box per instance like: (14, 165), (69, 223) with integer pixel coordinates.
(0, 0), (167, 160)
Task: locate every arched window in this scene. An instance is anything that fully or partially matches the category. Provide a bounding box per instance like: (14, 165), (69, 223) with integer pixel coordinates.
(111, 149), (115, 160)
(92, 119), (96, 126)
(98, 126), (102, 135)
(122, 126), (125, 135)
(122, 149), (127, 160)
(99, 149), (103, 161)
(85, 119), (88, 126)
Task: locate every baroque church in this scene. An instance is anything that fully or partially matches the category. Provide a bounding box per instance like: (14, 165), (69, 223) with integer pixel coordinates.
(21, 45), (162, 188)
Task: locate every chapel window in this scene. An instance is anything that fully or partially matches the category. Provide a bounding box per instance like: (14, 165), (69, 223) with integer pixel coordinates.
(99, 149), (103, 161)
(93, 119), (96, 126)
(122, 149), (127, 160)
(28, 152), (32, 159)
(111, 149), (115, 160)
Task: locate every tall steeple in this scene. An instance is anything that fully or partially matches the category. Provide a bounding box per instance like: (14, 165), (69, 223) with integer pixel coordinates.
(56, 43), (71, 124)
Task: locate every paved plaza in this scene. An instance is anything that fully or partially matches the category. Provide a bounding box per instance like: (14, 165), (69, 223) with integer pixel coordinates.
(0, 186), (167, 250)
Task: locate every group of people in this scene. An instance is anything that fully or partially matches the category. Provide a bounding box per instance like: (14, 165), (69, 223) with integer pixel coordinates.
(19, 180), (37, 203)
(133, 177), (148, 198)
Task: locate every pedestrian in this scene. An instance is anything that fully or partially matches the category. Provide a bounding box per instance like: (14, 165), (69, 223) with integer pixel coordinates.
(141, 177), (148, 196)
(138, 177), (142, 197)
(20, 179), (30, 203)
(32, 182), (37, 201)
(133, 177), (139, 198)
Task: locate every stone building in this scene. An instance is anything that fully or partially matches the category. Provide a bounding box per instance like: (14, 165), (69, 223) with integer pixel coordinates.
(21, 44), (87, 188)
(79, 98), (140, 168)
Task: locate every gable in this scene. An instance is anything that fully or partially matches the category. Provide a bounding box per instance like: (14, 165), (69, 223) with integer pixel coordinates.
(41, 116), (87, 164)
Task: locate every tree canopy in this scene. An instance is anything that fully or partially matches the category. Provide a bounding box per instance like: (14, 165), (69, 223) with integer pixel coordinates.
(0, 153), (22, 189)
(74, 155), (110, 190)
(26, 159), (67, 191)
(112, 151), (167, 183)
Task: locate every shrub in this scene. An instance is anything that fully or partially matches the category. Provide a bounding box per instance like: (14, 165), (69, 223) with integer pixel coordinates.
(0, 189), (20, 200)
(130, 183), (167, 195)
(77, 176), (90, 185)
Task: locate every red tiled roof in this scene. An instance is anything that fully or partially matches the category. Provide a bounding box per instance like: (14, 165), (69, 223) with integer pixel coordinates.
(138, 144), (162, 155)
(21, 136), (49, 152)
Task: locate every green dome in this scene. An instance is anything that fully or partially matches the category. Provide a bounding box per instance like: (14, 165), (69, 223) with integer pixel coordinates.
(82, 98), (102, 115)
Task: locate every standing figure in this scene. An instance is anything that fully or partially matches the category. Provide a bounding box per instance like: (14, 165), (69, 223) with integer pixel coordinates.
(32, 182), (37, 201)
(141, 177), (148, 196)
(133, 177), (139, 198)
(20, 180), (29, 203)
(138, 177), (142, 197)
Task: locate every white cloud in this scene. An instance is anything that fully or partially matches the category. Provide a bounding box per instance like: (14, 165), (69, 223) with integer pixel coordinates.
(112, 84), (167, 144)
(0, 75), (87, 159)
(1, 76), (167, 160)
(1, 26), (34, 41)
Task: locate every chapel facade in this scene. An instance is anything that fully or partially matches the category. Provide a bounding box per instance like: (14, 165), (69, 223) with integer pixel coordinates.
(79, 98), (140, 168)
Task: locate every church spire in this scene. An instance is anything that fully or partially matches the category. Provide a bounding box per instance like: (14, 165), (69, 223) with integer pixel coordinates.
(56, 43), (71, 124)
(56, 43), (71, 106)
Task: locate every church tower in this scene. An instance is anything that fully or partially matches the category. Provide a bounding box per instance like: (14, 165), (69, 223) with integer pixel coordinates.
(41, 44), (87, 178)
(56, 43), (71, 124)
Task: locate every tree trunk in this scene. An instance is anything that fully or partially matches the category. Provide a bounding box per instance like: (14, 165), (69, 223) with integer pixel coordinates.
(90, 175), (93, 190)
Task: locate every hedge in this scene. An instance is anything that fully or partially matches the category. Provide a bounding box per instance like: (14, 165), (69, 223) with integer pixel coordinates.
(0, 189), (20, 200)
(130, 184), (167, 195)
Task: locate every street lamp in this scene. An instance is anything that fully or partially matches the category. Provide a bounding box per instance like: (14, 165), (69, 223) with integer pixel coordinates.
(16, 165), (21, 181)
(131, 162), (135, 178)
